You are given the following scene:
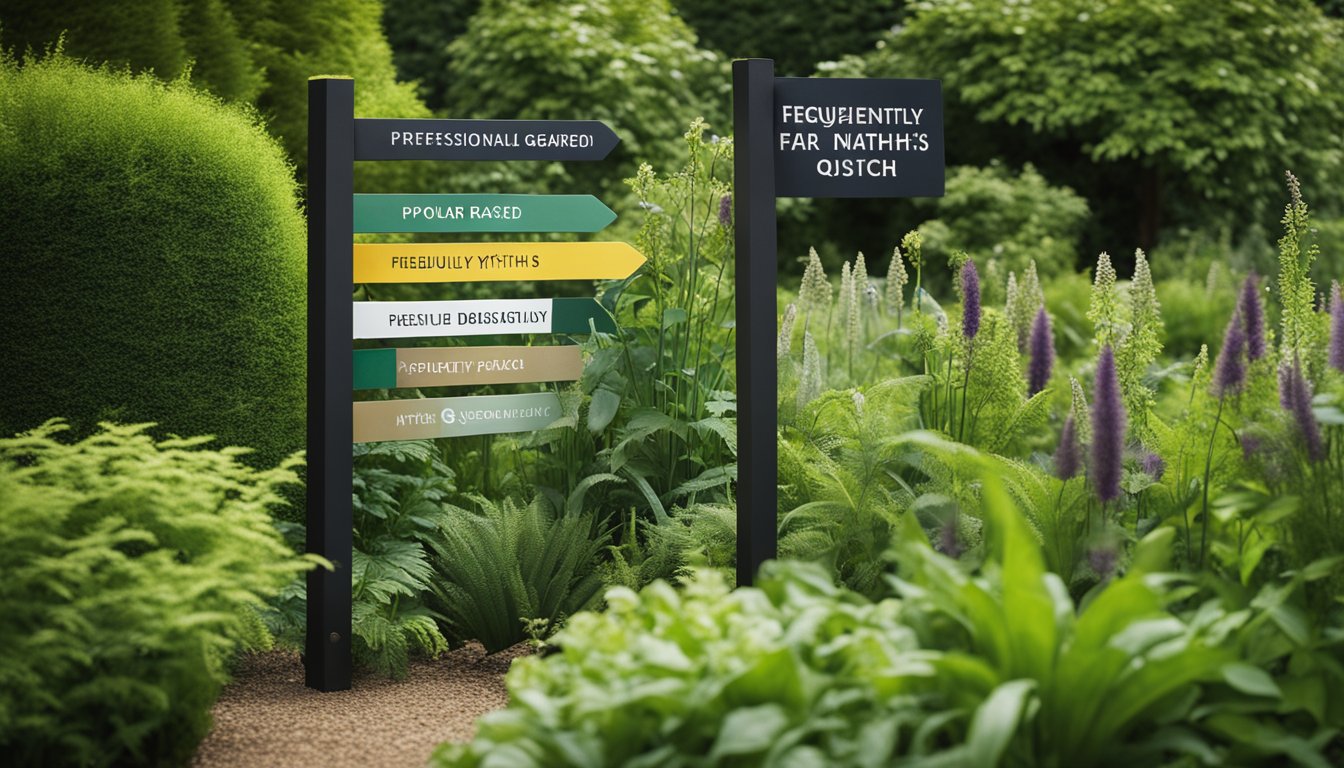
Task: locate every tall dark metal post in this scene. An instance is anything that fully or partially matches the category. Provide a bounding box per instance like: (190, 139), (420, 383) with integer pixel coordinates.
(306, 77), (354, 692)
(733, 59), (778, 587)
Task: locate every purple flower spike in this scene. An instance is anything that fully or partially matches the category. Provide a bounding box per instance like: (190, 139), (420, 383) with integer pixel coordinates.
(1091, 346), (1126, 503)
(1282, 357), (1325, 462)
(1239, 274), (1266, 362)
(718, 193), (732, 228)
(961, 259), (981, 341)
(1212, 306), (1247, 397)
(1140, 451), (1166, 481)
(1028, 307), (1054, 395)
(1054, 415), (1081, 481)
(1329, 282), (1343, 373)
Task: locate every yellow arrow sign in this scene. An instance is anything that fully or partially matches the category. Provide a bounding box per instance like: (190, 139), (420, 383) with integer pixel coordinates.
(353, 242), (646, 283)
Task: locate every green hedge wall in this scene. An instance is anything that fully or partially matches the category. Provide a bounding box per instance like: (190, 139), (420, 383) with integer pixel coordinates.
(0, 54), (306, 465)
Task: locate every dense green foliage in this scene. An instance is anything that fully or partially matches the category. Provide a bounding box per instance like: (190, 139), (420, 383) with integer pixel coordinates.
(842, 0), (1344, 254)
(0, 54), (307, 466)
(444, 0), (728, 203)
(382, 0), (479, 113)
(0, 421), (312, 767)
(913, 163), (1090, 282)
(436, 460), (1339, 767)
(0, 0), (432, 188)
(675, 0), (904, 76)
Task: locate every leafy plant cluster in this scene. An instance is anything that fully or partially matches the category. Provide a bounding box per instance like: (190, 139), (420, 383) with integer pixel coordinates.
(0, 421), (315, 767)
(436, 454), (1340, 767)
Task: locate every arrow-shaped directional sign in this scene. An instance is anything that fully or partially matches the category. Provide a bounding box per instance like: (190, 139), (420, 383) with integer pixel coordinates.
(354, 194), (616, 234)
(353, 298), (616, 339)
(353, 392), (564, 442)
(353, 242), (645, 283)
(354, 345), (582, 389)
(354, 118), (620, 161)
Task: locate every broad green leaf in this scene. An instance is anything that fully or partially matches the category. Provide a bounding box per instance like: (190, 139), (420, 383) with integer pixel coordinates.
(1221, 663), (1281, 699)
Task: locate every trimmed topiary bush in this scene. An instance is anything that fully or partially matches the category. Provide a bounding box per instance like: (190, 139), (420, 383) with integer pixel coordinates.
(0, 53), (306, 466)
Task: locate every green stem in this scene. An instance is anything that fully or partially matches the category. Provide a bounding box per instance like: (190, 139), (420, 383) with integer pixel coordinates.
(1199, 395), (1226, 569)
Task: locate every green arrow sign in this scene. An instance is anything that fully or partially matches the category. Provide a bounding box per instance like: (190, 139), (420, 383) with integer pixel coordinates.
(353, 298), (616, 339)
(354, 194), (616, 233)
(353, 392), (564, 442)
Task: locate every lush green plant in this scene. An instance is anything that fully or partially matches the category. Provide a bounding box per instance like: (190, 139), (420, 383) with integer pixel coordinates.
(435, 442), (1335, 766)
(0, 421), (313, 767)
(675, 0), (904, 76)
(350, 441), (456, 677)
(382, 0), (479, 112)
(847, 0), (1344, 250)
(445, 0), (728, 204)
(427, 493), (609, 652)
(0, 53), (306, 468)
(913, 163), (1090, 282)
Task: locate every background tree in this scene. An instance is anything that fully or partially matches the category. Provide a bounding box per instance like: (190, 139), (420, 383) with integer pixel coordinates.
(847, 0), (1344, 263)
(673, 0), (904, 76)
(444, 0), (729, 205)
(382, 0), (479, 113)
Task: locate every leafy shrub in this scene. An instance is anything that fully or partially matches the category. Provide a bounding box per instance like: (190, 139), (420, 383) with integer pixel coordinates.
(0, 421), (312, 767)
(850, 0), (1344, 249)
(445, 0), (729, 203)
(676, 0), (904, 76)
(0, 53), (306, 467)
(914, 163), (1089, 281)
(436, 451), (1330, 766)
(382, 0), (480, 112)
(428, 493), (608, 653)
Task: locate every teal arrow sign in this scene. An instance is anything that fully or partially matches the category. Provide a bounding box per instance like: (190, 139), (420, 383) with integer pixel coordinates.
(353, 194), (616, 233)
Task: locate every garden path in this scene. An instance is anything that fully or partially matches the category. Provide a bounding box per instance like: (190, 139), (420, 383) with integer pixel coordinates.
(192, 643), (529, 767)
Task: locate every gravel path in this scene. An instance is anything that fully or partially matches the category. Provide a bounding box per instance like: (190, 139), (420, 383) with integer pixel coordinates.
(193, 643), (529, 768)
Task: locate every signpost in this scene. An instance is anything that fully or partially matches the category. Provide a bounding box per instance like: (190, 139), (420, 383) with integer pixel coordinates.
(353, 346), (582, 389)
(354, 194), (616, 233)
(353, 392), (563, 442)
(352, 298), (616, 339)
(353, 118), (620, 161)
(307, 78), (628, 692)
(353, 242), (645, 283)
(732, 60), (944, 587)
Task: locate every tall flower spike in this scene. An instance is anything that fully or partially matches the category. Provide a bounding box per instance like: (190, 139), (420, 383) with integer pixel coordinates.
(1091, 346), (1126, 504)
(1088, 252), (1120, 349)
(1004, 272), (1022, 348)
(960, 259), (981, 341)
(1329, 281), (1343, 372)
(718, 193), (732, 228)
(777, 303), (797, 358)
(1238, 273), (1267, 362)
(1282, 356), (1325, 462)
(1070, 376), (1092, 444)
(1212, 305), (1247, 396)
(885, 246), (908, 318)
(798, 247), (831, 317)
(839, 261), (853, 325)
(1027, 307), (1054, 396)
(1054, 414), (1081, 481)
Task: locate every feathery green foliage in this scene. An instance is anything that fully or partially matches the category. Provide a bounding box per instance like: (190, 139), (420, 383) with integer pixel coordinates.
(427, 495), (608, 653)
(0, 421), (313, 767)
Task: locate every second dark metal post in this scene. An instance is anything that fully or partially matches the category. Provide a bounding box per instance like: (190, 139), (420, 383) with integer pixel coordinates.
(733, 59), (778, 587)
(306, 77), (354, 692)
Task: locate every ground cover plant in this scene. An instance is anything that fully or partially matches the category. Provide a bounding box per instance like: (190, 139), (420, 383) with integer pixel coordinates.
(0, 421), (315, 767)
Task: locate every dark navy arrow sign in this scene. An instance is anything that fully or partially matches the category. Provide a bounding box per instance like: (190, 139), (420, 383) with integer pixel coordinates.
(354, 118), (621, 161)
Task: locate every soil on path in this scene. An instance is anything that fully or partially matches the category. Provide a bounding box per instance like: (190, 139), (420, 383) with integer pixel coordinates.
(193, 643), (529, 768)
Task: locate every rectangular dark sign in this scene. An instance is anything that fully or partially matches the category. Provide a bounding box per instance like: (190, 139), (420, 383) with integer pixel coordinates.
(354, 118), (620, 162)
(772, 78), (944, 198)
